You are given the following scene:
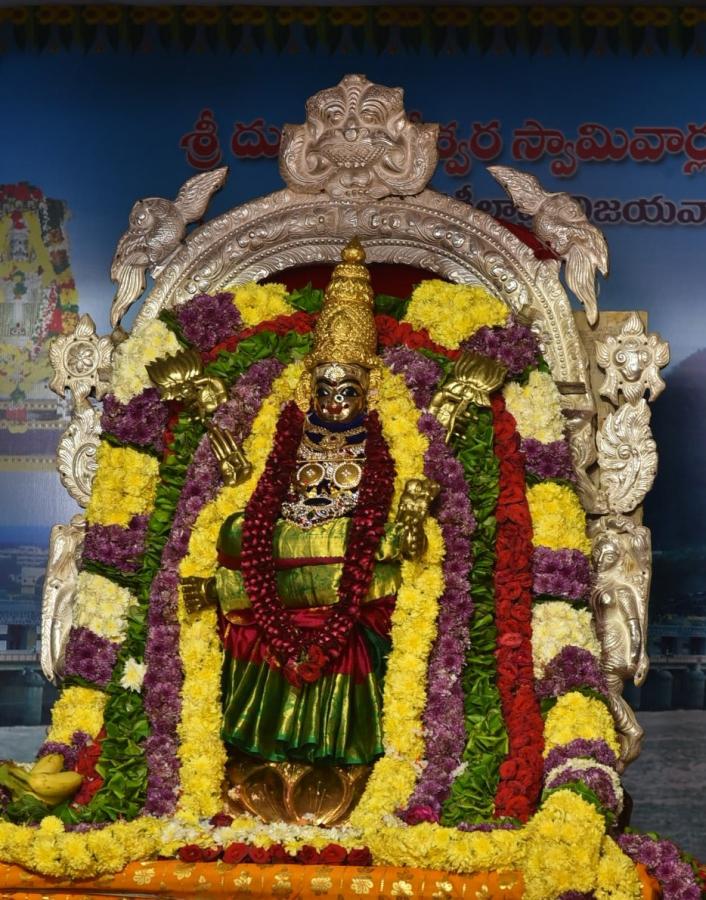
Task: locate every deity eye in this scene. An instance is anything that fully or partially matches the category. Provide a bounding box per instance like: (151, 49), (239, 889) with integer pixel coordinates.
(340, 385), (361, 398)
(316, 385), (331, 398)
(360, 98), (386, 125)
(323, 102), (345, 125)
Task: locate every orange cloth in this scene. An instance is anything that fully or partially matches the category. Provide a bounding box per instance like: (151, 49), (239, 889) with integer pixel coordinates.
(0, 860), (660, 898)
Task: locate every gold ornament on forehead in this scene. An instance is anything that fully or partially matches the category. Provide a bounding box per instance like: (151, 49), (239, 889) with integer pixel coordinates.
(295, 237), (380, 408)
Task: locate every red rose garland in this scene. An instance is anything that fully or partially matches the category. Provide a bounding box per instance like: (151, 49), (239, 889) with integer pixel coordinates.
(490, 393), (544, 821)
(240, 401), (395, 684)
(203, 311), (460, 364)
(203, 312), (316, 362)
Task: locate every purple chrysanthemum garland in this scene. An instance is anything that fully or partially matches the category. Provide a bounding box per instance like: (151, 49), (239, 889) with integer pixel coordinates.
(521, 437), (576, 483)
(174, 291), (242, 352)
(535, 646), (608, 700)
(382, 346), (442, 409)
(543, 739), (618, 774)
(83, 514), (150, 573)
(63, 627), (120, 689)
(37, 731), (91, 770)
(141, 358), (283, 815)
(617, 833), (703, 900)
(400, 413), (475, 823)
(532, 547), (591, 603)
(545, 764), (622, 815)
(101, 388), (169, 452)
(383, 349), (476, 825)
(463, 320), (540, 376)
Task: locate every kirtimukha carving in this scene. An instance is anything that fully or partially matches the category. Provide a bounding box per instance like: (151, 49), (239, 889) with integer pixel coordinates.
(589, 515), (651, 769)
(48, 314), (113, 407)
(110, 167), (227, 326)
(596, 311), (669, 405)
(489, 165), (608, 325)
(280, 73), (438, 199)
(41, 515), (86, 684)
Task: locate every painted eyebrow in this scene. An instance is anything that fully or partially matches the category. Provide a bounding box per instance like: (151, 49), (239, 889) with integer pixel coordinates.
(317, 379), (363, 389)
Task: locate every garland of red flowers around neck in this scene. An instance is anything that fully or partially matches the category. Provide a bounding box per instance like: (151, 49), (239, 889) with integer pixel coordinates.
(490, 393), (545, 821)
(240, 401), (395, 685)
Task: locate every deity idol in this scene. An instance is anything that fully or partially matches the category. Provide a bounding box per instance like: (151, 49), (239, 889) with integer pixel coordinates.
(182, 239), (437, 813)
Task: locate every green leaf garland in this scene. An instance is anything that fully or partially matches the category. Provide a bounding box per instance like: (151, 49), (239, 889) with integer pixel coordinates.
(441, 405), (508, 826)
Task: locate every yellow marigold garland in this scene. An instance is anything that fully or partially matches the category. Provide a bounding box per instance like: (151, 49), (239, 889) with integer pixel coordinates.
(531, 602), (601, 678)
(544, 692), (621, 756)
(0, 816), (163, 879)
(526, 482), (592, 555)
(503, 370), (565, 443)
(73, 572), (137, 642)
(523, 791), (611, 899)
(226, 281), (292, 326)
(45, 686), (107, 745)
(85, 444), (159, 528)
(111, 319), (181, 404)
(595, 836), (643, 900)
(403, 279), (508, 349)
(351, 369), (447, 830)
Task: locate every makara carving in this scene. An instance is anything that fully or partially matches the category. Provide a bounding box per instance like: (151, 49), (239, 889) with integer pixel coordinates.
(279, 74), (438, 200)
(596, 312), (669, 405)
(589, 515), (651, 770)
(110, 167), (227, 326)
(489, 165), (608, 325)
(41, 516), (85, 685)
(56, 405), (101, 507)
(595, 399), (657, 515)
(48, 314), (113, 407)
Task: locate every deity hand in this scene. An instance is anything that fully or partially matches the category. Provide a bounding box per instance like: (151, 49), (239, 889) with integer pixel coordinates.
(396, 477), (440, 560)
(147, 348), (228, 420)
(430, 352), (507, 443)
(182, 576), (217, 614)
(207, 423), (253, 486)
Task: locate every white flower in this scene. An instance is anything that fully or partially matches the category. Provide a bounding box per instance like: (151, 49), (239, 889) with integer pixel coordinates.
(532, 601), (601, 679)
(119, 658), (146, 693)
(74, 573), (136, 642)
(503, 370), (565, 443)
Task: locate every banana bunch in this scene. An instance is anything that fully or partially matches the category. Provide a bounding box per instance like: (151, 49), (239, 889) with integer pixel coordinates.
(0, 753), (83, 807)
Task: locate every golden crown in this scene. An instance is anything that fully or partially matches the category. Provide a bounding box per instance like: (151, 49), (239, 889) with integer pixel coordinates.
(306, 237), (378, 371)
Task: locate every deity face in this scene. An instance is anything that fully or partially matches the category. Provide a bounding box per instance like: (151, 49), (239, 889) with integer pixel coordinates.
(313, 364), (368, 425)
(592, 534), (622, 574)
(612, 339), (652, 383)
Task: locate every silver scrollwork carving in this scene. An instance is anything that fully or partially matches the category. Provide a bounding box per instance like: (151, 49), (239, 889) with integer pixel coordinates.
(488, 164), (608, 325)
(596, 312), (670, 405)
(589, 514), (651, 769)
(279, 74), (439, 200)
(41, 515), (86, 685)
(130, 188), (590, 391)
(56, 405), (101, 506)
(595, 399), (657, 514)
(48, 314), (113, 407)
(110, 167), (228, 326)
